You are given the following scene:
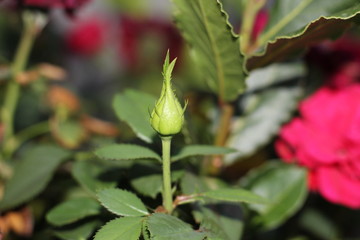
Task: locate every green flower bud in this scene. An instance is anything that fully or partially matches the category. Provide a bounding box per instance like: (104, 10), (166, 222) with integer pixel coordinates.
(150, 51), (187, 136)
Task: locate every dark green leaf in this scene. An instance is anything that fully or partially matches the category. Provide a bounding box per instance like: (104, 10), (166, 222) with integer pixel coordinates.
(181, 172), (243, 240)
(247, 1), (360, 70)
(147, 213), (206, 240)
(46, 198), (101, 226)
(172, 145), (236, 162)
(0, 145), (69, 211)
(94, 217), (143, 240)
(71, 160), (118, 198)
(201, 188), (267, 205)
(173, 0), (246, 102)
(97, 188), (149, 216)
(113, 89), (156, 143)
(243, 161), (308, 230)
(95, 144), (161, 161)
(54, 220), (100, 240)
(225, 63), (304, 164)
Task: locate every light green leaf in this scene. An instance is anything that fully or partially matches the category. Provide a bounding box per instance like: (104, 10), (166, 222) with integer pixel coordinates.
(97, 188), (149, 217)
(172, 145), (236, 162)
(173, 0), (246, 102)
(247, 0), (360, 70)
(54, 220), (100, 240)
(51, 119), (86, 149)
(147, 213), (206, 240)
(0, 145), (69, 211)
(71, 160), (118, 198)
(95, 144), (161, 161)
(46, 198), (101, 226)
(113, 89), (156, 143)
(243, 161), (308, 230)
(225, 63), (304, 164)
(201, 188), (267, 205)
(94, 217), (143, 240)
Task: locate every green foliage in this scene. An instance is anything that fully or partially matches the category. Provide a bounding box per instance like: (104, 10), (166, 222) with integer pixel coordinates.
(53, 220), (101, 240)
(95, 144), (161, 162)
(173, 0), (246, 102)
(71, 160), (119, 198)
(147, 213), (206, 240)
(200, 188), (268, 204)
(242, 161), (308, 230)
(113, 89), (156, 143)
(94, 217), (143, 240)
(247, 0), (360, 70)
(225, 63), (305, 164)
(46, 198), (101, 226)
(172, 145), (236, 162)
(0, 145), (69, 210)
(97, 188), (149, 217)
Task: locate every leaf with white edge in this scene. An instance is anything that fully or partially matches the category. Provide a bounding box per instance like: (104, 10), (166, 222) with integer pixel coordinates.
(94, 217), (143, 240)
(242, 161), (308, 230)
(225, 63), (304, 164)
(97, 188), (149, 217)
(246, 0), (360, 70)
(95, 144), (161, 161)
(46, 198), (101, 226)
(200, 188), (267, 205)
(0, 145), (69, 211)
(173, 0), (246, 102)
(172, 145), (236, 162)
(113, 89), (156, 143)
(147, 213), (206, 240)
(54, 220), (100, 240)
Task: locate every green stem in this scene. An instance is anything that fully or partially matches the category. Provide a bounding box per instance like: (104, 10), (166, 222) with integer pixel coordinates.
(3, 121), (49, 159)
(256, 0), (312, 47)
(240, 0), (266, 55)
(1, 12), (39, 152)
(161, 136), (173, 213)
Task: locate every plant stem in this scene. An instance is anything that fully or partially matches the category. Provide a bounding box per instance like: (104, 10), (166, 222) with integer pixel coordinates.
(161, 136), (173, 213)
(1, 12), (39, 150)
(240, 0), (267, 55)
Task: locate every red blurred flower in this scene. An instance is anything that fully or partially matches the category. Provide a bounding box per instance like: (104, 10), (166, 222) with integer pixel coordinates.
(1, 0), (90, 13)
(276, 84), (360, 208)
(119, 15), (183, 72)
(306, 35), (360, 88)
(251, 9), (268, 41)
(66, 17), (105, 55)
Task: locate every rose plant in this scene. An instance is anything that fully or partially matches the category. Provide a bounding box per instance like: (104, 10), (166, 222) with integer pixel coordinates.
(0, 0), (360, 239)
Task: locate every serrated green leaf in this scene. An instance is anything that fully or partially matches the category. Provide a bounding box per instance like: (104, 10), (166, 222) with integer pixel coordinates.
(173, 0), (246, 102)
(113, 89), (156, 143)
(243, 161), (308, 230)
(46, 198), (101, 226)
(97, 188), (149, 217)
(148, 213), (206, 240)
(247, 0), (360, 70)
(95, 144), (161, 161)
(0, 145), (69, 211)
(94, 217), (143, 240)
(225, 63), (304, 164)
(71, 160), (118, 198)
(54, 220), (100, 240)
(201, 188), (267, 205)
(172, 145), (236, 162)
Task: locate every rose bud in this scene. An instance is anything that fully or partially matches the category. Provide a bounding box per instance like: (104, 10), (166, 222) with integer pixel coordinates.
(150, 51), (187, 136)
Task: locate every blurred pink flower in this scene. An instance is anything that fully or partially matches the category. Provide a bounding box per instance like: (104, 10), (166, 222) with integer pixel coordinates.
(66, 17), (105, 55)
(1, 0), (90, 13)
(276, 85), (360, 208)
(251, 9), (268, 41)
